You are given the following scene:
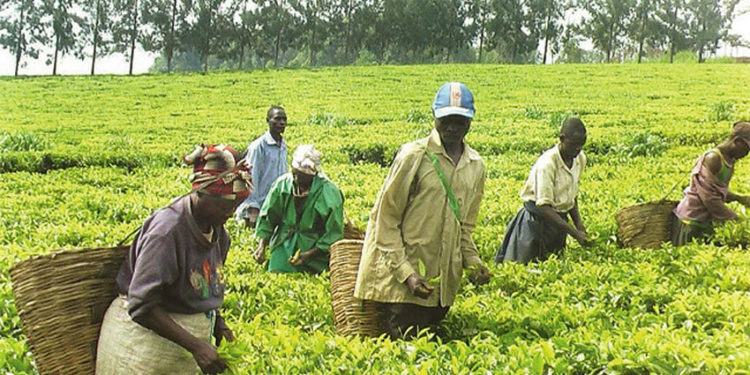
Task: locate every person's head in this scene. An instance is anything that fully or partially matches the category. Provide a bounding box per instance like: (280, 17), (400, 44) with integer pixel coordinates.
(267, 106), (287, 136)
(291, 144), (322, 187)
(728, 121), (750, 159)
(431, 82), (475, 145)
(183, 144), (252, 226)
(559, 117), (587, 160)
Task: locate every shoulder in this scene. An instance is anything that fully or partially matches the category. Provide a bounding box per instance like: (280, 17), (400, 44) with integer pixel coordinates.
(577, 151), (587, 166)
(535, 146), (558, 169)
(318, 178), (344, 204)
(272, 173), (294, 188)
(702, 151), (722, 175)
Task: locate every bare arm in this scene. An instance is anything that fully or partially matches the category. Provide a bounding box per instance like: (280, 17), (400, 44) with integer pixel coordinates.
(537, 204), (589, 245)
(568, 198), (585, 232)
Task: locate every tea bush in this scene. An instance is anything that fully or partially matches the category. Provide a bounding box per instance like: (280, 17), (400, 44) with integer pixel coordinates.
(2, 63), (750, 373)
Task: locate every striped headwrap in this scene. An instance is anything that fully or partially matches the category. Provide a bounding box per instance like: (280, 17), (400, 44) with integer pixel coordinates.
(183, 144), (253, 201)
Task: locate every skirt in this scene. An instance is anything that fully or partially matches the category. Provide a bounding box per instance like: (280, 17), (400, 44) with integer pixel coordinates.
(95, 295), (214, 375)
(495, 201), (568, 264)
(671, 215), (712, 247)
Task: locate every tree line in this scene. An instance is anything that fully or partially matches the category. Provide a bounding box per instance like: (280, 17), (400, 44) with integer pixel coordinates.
(0, 0), (746, 76)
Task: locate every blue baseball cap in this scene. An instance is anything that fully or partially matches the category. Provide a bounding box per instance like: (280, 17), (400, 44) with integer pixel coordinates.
(431, 82), (475, 119)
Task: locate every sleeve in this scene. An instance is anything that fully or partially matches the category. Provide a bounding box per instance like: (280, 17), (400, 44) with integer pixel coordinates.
(461, 163), (485, 268)
(246, 142), (265, 209)
(126, 232), (179, 321)
(695, 163), (737, 221)
(312, 186), (344, 252)
(372, 146), (424, 283)
(255, 177), (285, 240)
(532, 156), (556, 207)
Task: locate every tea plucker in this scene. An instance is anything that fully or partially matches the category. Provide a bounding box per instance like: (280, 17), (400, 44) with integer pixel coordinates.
(355, 82), (491, 339)
(253, 145), (344, 273)
(495, 117), (590, 264)
(672, 121), (750, 246)
(96, 144), (252, 375)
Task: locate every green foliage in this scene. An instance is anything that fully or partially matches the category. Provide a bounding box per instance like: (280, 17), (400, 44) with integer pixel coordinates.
(548, 110), (578, 129)
(611, 132), (668, 158)
(707, 101), (735, 122)
(0, 132), (49, 152)
(2, 64), (750, 373)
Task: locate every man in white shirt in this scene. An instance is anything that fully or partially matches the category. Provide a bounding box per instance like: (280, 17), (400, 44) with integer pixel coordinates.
(495, 117), (590, 263)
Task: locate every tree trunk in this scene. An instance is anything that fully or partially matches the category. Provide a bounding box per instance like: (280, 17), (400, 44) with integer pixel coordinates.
(637, 9), (646, 63)
(274, 28), (281, 67)
(606, 21), (615, 62)
(345, 0), (353, 61)
(542, 9), (551, 64)
(203, 2), (211, 73)
(14, 0), (26, 76)
(91, 0), (101, 75)
(168, 0), (177, 72)
(129, 0), (138, 75)
(669, 3), (678, 63)
(53, 34), (60, 75)
(309, 17), (315, 66)
(478, 27), (484, 62)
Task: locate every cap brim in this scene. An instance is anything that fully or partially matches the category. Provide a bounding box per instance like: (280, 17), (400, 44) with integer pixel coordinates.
(434, 106), (474, 119)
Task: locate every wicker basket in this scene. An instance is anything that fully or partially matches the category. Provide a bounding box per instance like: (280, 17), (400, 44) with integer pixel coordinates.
(615, 200), (679, 249)
(9, 246), (129, 375)
(329, 239), (385, 337)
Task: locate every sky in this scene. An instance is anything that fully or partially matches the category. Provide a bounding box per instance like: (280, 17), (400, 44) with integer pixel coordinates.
(1, 1), (749, 76)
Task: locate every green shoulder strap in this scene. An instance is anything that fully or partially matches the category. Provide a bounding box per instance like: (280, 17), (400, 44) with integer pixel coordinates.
(425, 150), (462, 225)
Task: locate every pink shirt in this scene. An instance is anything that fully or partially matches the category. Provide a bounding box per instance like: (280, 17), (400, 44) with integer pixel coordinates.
(674, 151), (736, 223)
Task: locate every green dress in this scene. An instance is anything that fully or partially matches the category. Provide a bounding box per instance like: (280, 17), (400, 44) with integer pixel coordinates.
(255, 173), (344, 273)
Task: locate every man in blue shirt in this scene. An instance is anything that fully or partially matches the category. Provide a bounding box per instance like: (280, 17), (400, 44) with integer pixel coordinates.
(235, 106), (289, 228)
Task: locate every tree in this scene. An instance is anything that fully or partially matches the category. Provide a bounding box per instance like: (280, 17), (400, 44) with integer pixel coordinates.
(656, 0), (687, 62)
(527, 0), (566, 64)
(0, 0), (48, 76)
(487, 0), (537, 63)
(81, 0), (115, 74)
(113, 0), (142, 74)
(685, 0), (739, 62)
(141, 0), (189, 72)
(43, 0), (83, 75)
(580, 0), (634, 62)
(628, 0), (662, 63)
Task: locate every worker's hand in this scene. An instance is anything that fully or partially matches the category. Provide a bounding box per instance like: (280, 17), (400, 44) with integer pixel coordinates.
(213, 319), (234, 347)
(289, 249), (312, 267)
(573, 230), (591, 247)
(253, 243), (266, 265)
(405, 273), (435, 299)
(245, 208), (260, 229)
(469, 264), (491, 285)
(190, 341), (227, 375)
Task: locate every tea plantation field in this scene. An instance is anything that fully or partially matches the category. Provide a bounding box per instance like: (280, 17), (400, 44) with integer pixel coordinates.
(2, 63), (750, 374)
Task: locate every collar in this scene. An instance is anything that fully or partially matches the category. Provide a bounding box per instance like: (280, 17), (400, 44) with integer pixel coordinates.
(426, 129), (481, 164)
(262, 131), (284, 147)
(553, 143), (578, 173)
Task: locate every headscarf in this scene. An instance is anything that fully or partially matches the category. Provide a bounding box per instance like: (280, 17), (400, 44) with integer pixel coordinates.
(291, 144), (322, 175)
(732, 121), (750, 148)
(183, 144), (253, 201)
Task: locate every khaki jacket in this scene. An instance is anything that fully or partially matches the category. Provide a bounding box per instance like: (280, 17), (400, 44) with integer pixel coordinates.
(354, 130), (485, 307)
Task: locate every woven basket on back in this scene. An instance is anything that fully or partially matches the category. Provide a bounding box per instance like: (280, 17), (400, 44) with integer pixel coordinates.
(9, 245), (129, 375)
(615, 200), (679, 249)
(329, 239), (385, 337)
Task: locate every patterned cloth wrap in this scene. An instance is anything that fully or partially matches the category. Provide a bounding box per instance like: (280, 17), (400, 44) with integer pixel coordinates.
(183, 144), (253, 202)
(291, 144), (322, 175)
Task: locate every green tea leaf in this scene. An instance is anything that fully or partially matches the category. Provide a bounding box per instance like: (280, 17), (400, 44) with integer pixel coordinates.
(418, 259), (426, 277)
